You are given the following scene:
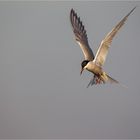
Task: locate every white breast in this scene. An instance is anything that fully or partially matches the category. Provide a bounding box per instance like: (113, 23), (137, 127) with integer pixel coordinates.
(85, 61), (102, 74)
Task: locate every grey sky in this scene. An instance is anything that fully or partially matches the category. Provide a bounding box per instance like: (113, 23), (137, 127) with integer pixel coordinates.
(0, 1), (140, 139)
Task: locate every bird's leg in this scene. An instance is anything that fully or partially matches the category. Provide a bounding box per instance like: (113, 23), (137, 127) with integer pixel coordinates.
(95, 76), (103, 84)
(95, 77), (99, 84)
(87, 75), (102, 87)
(98, 78), (103, 84)
(95, 76), (100, 84)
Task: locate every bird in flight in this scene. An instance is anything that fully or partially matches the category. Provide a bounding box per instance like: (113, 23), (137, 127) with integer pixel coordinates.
(70, 7), (136, 87)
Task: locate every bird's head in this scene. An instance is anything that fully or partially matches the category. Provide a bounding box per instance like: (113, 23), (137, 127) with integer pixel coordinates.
(80, 60), (89, 75)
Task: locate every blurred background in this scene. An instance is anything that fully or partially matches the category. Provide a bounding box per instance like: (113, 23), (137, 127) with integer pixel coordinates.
(0, 1), (140, 139)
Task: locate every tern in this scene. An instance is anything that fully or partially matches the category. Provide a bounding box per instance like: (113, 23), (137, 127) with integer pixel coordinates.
(70, 7), (136, 87)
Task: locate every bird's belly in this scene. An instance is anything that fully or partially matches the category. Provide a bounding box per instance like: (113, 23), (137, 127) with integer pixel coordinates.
(86, 62), (102, 75)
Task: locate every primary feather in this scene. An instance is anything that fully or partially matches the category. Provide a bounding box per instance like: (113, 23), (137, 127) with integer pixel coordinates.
(94, 7), (136, 67)
(70, 9), (94, 60)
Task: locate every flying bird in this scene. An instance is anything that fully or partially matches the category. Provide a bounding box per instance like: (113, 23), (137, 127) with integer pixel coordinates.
(70, 7), (136, 87)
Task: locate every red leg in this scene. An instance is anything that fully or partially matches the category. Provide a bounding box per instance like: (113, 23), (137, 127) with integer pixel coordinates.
(96, 77), (102, 84)
(95, 77), (99, 84)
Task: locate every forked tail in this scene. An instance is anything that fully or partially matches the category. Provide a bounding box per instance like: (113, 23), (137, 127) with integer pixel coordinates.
(106, 74), (127, 88)
(106, 74), (119, 84)
(86, 73), (127, 88)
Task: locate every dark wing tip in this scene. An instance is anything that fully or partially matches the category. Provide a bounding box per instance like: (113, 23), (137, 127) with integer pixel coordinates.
(70, 8), (76, 16)
(70, 8), (87, 40)
(70, 8), (78, 25)
(70, 9), (95, 60)
(70, 8), (74, 14)
(130, 6), (136, 13)
(126, 6), (136, 18)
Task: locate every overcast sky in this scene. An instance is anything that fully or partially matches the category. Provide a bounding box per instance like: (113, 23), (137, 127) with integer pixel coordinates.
(0, 1), (140, 139)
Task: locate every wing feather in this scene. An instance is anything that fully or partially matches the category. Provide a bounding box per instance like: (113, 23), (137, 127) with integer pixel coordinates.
(94, 7), (136, 66)
(70, 9), (94, 60)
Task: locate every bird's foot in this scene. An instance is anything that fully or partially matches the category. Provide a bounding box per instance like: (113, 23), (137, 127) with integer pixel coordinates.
(95, 77), (102, 84)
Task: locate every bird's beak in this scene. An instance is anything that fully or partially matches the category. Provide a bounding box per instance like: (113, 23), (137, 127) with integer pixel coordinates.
(80, 68), (84, 75)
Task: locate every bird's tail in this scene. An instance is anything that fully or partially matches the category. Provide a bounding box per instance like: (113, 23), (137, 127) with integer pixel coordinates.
(87, 73), (119, 88)
(86, 72), (127, 88)
(106, 74), (127, 88)
(106, 74), (119, 84)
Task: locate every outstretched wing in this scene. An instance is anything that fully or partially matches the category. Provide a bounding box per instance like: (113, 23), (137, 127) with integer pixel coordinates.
(94, 7), (136, 66)
(70, 9), (94, 60)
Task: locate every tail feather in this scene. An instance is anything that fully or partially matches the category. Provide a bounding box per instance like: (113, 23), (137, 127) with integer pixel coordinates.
(106, 74), (127, 88)
(106, 74), (119, 84)
(86, 73), (127, 88)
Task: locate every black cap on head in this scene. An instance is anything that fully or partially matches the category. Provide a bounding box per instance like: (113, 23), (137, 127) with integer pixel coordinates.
(80, 60), (89, 75)
(81, 60), (89, 69)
